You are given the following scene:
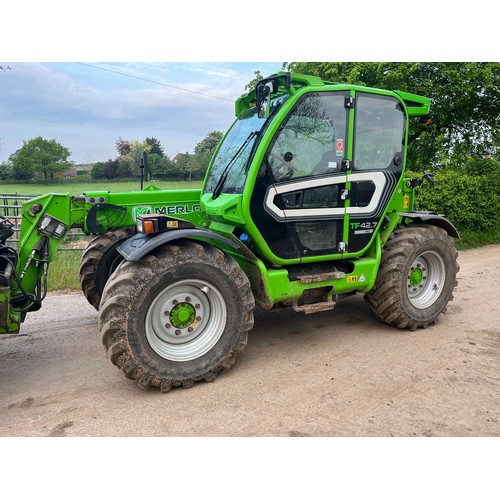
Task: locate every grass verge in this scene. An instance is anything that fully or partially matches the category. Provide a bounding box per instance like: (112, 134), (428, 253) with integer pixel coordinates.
(47, 251), (83, 292)
(455, 226), (500, 251)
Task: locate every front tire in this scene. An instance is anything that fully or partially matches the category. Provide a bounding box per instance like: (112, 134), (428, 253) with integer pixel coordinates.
(98, 240), (255, 392)
(365, 224), (459, 330)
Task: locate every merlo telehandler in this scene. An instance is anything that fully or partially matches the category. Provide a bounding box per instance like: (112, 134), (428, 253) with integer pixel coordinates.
(0, 72), (459, 391)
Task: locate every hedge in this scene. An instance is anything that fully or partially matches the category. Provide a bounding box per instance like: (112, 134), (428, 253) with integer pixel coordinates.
(410, 169), (500, 232)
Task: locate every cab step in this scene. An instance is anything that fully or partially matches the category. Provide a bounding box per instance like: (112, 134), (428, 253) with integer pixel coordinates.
(292, 300), (336, 314)
(298, 271), (345, 284)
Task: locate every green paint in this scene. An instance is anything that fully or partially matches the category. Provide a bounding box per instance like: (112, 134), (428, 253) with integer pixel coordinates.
(409, 267), (424, 287)
(169, 302), (196, 329)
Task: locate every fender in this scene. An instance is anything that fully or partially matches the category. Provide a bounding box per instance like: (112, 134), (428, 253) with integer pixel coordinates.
(399, 211), (460, 239)
(117, 228), (241, 262)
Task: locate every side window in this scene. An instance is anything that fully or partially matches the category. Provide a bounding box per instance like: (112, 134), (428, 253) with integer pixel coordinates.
(267, 92), (347, 181)
(353, 94), (406, 171)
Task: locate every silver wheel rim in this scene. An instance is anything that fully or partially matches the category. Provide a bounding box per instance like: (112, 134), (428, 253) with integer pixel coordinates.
(407, 250), (446, 309)
(145, 279), (227, 362)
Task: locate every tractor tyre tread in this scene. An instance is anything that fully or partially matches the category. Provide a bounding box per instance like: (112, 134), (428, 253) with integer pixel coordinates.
(79, 226), (135, 310)
(365, 224), (459, 330)
(98, 240), (255, 392)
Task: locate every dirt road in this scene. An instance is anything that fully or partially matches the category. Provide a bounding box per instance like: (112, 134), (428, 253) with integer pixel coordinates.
(1, 245), (499, 437)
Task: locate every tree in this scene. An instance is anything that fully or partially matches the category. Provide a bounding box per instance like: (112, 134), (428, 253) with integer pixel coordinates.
(145, 137), (165, 157)
(117, 140), (152, 178)
(285, 62), (500, 169)
(244, 70), (263, 93)
(91, 161), (107, 179)
(115, 137), (131, 156)
(176, 152), (195, 181)
(0, 161), (13, 180)
(193, 130), (223, 178)
(9, 136), (72, 183)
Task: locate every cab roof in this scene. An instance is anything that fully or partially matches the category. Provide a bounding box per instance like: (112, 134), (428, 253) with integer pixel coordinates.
(235, 71), (430, 118)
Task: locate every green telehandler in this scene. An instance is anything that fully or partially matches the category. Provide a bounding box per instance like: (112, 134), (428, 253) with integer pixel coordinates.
(0, 72), (459, 392)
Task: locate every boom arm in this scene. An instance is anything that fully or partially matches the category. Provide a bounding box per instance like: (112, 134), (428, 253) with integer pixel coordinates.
(0, 193), (86, 333)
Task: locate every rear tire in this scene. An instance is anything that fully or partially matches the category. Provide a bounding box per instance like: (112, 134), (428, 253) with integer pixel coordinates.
(365, 224), (459, 330)
(79, 226), (135, 310)
(98, 240), (255, 392)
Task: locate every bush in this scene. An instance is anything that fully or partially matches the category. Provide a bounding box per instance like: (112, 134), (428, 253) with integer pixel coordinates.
(411, 168), (500, 232)
(0, 161), (13, 180)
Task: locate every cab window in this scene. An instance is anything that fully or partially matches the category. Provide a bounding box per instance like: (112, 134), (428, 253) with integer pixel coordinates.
(266, 92), (348, 181)
(353, 93), (406, 171)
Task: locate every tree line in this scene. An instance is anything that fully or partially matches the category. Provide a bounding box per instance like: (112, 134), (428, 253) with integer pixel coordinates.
(0, 131), (223, 183)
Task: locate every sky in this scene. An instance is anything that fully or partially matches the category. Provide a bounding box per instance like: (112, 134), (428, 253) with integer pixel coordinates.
(0, 62), (283, 164)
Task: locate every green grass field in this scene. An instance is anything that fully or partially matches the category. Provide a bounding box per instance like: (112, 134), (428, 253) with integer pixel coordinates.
(1, 179), (203, 196)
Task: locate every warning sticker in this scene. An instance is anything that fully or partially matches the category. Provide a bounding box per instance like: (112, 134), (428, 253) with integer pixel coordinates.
(336, 139), (344, 157)
(359, 274), (366, 282)
(347, 275), (358, 283)
(404, 194), (410, 209)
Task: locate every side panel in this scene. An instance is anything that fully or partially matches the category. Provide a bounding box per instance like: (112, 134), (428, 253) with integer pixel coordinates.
(84, 188), (206, 234)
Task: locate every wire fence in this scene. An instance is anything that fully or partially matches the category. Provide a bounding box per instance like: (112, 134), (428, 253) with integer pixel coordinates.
(0, 193), (91, 251)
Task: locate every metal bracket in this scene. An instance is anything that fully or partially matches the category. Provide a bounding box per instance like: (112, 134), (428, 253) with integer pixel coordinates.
(344, 96), (355, 108)
(338, 241), (347, 252)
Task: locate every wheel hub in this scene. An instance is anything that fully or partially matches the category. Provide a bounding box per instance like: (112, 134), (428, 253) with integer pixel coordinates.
(169, 302), (196, 329)
(409, 264), (425, 288)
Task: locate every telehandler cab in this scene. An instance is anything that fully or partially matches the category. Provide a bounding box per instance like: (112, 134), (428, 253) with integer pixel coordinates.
(0, 72), (459, 391)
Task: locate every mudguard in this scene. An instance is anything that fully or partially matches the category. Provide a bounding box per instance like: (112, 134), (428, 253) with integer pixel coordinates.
(117, 228), (241, 262)
(399, 211), (460, 239)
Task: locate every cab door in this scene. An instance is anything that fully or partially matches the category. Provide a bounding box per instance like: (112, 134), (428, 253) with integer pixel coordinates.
(346, 92), (407, 253)
(250, 91), (350, 261)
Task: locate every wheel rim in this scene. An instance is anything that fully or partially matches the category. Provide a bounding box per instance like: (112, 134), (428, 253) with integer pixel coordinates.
(145, 279), (227, 362)
(407, 250), (446, 309)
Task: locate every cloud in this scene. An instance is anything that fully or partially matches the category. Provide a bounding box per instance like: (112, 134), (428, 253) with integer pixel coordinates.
(0, 62), (281, 163)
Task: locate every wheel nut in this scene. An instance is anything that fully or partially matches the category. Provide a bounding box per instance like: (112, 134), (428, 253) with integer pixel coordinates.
(164, 310), (170, 316)
(195, 304), (201, 309)
(185, 296), (191, 302)
(175, 329), (181, 336)
(196, 316), (201, 321)
(173, 300), (178, 305)
(165, 323), (171, 329)
(188, 327), (194, 333)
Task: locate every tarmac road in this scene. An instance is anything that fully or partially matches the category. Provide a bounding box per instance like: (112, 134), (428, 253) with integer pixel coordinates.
(1, 244), (499, 437)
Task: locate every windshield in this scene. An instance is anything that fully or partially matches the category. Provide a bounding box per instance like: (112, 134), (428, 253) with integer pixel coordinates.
(204, 94), (288, 195)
